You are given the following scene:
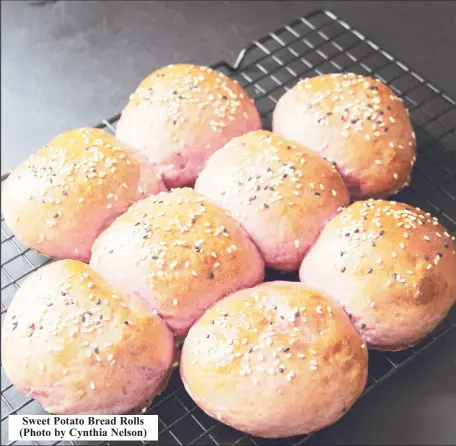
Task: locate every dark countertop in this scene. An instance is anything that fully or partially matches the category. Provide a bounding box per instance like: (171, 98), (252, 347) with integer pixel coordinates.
(1, 1), (456, 444)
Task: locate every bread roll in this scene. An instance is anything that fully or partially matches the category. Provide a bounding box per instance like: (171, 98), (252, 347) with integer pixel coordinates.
(2, 127), (166, 262)
(116, 64), (262, 188)
(1, 260), (175, 415)
(300, 200), (456, 350)
(195, 130), (350, 271)
(273, 73), (416, 199)
(180, 281), (368, 438)
(90, 188), (265, 336)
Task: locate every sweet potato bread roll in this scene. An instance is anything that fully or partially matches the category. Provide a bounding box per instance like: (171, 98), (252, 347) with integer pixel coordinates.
(181, 281), (368, 438)
(273, 73), (416, 199)
(300, 200), (456, 350)
(195, 130), (350, 271)
(2, 127), (166, 262)
(90, 188), (265, 336)
(2, 260), (175, 415)
(116, 64), (262, 188)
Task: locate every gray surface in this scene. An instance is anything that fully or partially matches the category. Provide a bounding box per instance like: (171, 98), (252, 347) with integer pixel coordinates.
(1, 1), (456, 444)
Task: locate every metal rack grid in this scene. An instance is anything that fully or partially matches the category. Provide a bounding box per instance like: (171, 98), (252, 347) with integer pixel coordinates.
(1, 8), (456, 446)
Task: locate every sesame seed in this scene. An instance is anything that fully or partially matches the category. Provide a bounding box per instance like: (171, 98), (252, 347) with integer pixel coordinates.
(90, 382), (96, 390)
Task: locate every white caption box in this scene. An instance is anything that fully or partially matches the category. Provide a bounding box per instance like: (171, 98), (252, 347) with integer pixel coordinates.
(9, 415), (158, 441)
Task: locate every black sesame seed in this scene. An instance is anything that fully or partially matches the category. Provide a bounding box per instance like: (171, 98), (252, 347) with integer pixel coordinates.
(379, 230), (384, 236)
(256, 174), (261, 179)
(60, 291), (67, 296)
(340, 251), (344, 257)
(314, 192), (321, 196)
(108, 249), (114, 254)
(134, 222), (141, 226)
(27, 331), (33, 337)
(221, 191), (226, 196)
(348, 313), (353, 320)
(340, 266), (346, 273)
(272, 305), (278, 310)
(279, 367), (284, 373)
(371, 241), (376, 247)
(267, 168), (272, 172)
(124, 320), (129, 325)
(12, 321), (18, 330)
(248, 347), (253, 353)
(354, 228), (360, 233)
(283, 347), (290, 353)
(222, 312), (228, 317)
(367, 268), (373, 274)
(94, 347), (99, 354)
(193, 245), (201, 252)
(280, 315), (284, 320)
(444, 241), (449, 248)
(52, 213), (59, 218)
(249, 195), (257, 201)
(151, 254), (158, 260)
(282, 173), (288, 179)
(206, 334), (210, 339)
(361, 323), (366, 329)
(46, 303), (53, 307)
(208, 272), (215, 279)
(342, 407), (347, 413)
(264, 203), (269, 209)
(96, 298), (101, 305)
(424, 255), (429, 260)
(294, 311), (299, 317)
(392, 273), (398, 279)
(437, 252), (444, 257)
(210, 320), (214, 324)
(326, 112), (333, 116)
(287, 145), (292, 150)
(345, 233), (351, 237)
(61, 190), (68, 196)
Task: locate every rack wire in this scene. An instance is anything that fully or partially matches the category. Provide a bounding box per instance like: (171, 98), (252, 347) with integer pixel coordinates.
(1, 9), (456, 446)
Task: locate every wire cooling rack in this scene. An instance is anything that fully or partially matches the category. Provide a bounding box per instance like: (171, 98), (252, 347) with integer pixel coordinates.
(1, 9), (456, 446)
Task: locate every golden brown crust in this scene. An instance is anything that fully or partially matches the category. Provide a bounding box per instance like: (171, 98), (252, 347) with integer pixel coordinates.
(90, 188), (265, 336)
(2, 128), (166, 261)
(116, 64), (262, 187)
(273, 73), (416, 199)
(300, 200), (456, 350)
(180, 281), (367, 438)
(195, 130), (350, 271)
(1, 260), (175, 415)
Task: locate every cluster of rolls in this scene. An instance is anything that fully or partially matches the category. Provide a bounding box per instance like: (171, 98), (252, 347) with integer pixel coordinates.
(2, 65), (455, 438)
